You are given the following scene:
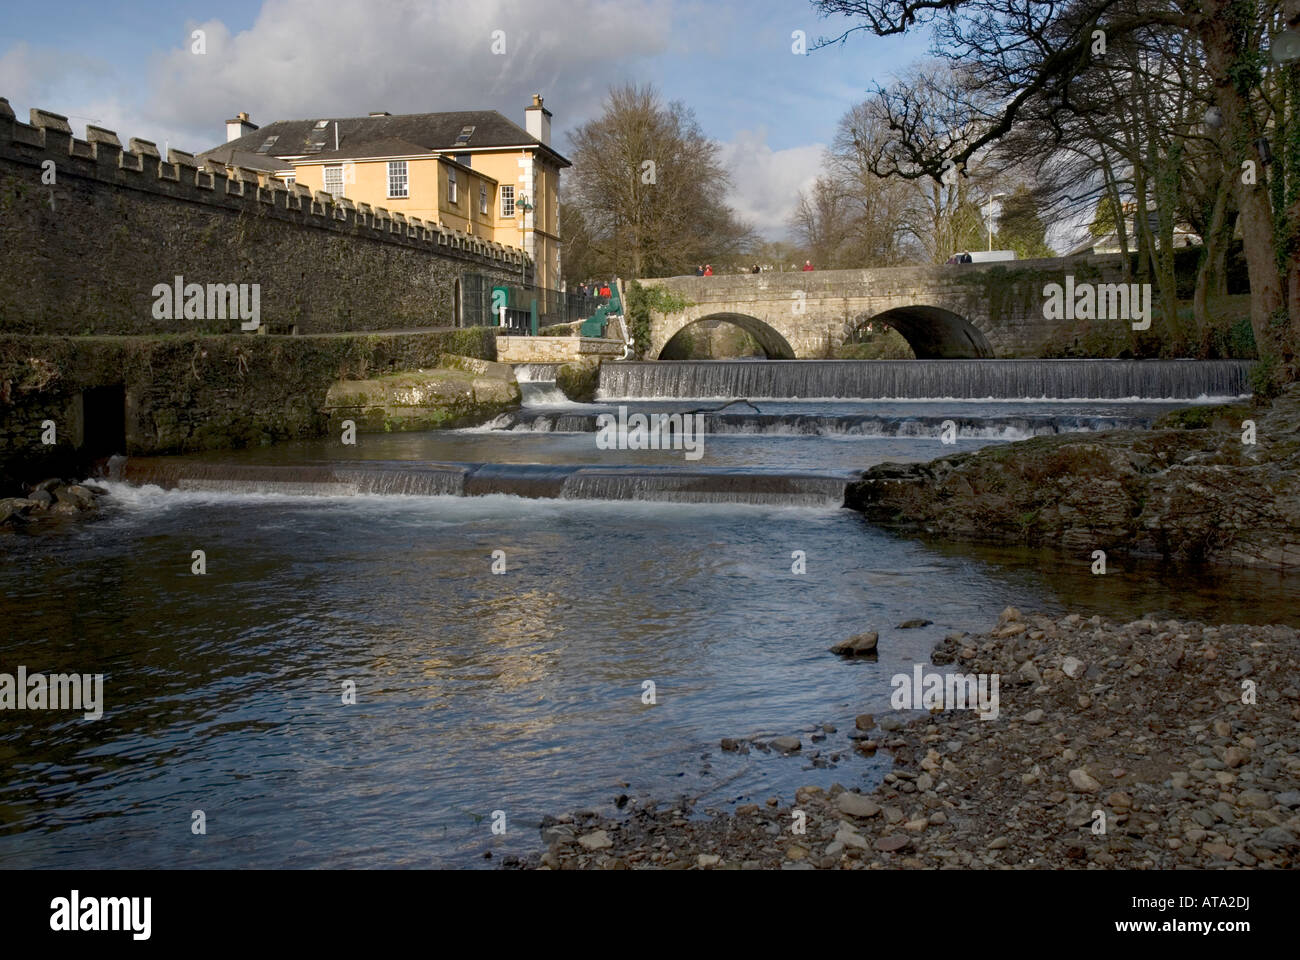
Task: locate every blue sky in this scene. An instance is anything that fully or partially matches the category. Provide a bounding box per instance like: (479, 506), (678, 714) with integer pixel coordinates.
(1, 0), (931, 237)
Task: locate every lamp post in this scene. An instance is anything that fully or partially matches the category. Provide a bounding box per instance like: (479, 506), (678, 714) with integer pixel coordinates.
(984, 192), (1006, 251)
(517, 197), (534, 285)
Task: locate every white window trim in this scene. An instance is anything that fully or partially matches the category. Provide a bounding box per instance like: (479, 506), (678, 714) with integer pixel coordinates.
(387, 160), (409, 199)
(322, 164), (344, 199)
(447, 166), (458, 205)
(500, 184), (514, 218)
(479, 183), (488, 215)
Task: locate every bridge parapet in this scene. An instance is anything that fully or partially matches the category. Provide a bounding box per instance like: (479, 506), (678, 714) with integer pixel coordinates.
(637, 256), (1128, 359)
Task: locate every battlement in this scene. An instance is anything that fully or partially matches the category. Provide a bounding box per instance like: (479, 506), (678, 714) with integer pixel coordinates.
(0, 97), (527, 270)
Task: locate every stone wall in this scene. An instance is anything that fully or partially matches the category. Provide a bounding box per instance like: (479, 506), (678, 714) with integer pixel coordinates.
(496, 335), (625, 363)
(0, 99), (526, 335)
(0, 328), (496, 490)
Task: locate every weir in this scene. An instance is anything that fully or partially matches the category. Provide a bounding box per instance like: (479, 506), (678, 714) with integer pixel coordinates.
(113, 458), (852, 507)
(598, 359), (1254, 401)
(498, 409), (1152, 439)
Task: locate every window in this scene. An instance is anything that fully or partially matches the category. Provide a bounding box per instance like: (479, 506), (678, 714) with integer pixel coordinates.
(283, 175), (295, 187)
(454, 125), (475, 145)
(500, 185), (514, 218)
(447, 167), (457, 205)
(323, 165), (344, 198)
(479, 183), (488, 215)
(387, 160), (408, 199)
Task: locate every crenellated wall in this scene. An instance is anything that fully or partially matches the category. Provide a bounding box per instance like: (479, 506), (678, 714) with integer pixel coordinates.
(0, 98), (528, 335)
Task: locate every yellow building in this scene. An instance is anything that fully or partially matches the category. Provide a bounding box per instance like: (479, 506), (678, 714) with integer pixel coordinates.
(201, 96), (568, 289)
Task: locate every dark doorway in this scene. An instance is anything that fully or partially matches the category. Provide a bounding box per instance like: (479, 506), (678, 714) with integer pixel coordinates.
(81, 385), (126, 459)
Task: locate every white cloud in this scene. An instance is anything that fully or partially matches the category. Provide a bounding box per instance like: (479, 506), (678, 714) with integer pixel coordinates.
(142, 0), (674, 150)
(716, 128), (824, 240)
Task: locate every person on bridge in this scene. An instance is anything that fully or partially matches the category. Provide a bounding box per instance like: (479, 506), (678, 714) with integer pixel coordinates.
(599, 282), (611, 298)
(695, 265), (704, 276)
(802, 260), (814, 271)
(703, 264), (714, 276)
(751, 264), (760, 274)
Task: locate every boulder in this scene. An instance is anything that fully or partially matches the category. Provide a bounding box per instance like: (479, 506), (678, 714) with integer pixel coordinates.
(830, 631), (878, 656)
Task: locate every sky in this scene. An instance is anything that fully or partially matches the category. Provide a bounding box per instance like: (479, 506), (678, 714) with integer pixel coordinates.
(0, 0), (932, 240)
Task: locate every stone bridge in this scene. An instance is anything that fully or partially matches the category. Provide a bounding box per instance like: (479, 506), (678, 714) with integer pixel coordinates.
(638, 256), (1128, 359)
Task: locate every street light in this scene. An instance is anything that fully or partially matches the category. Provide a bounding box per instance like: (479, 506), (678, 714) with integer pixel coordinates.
(516, 197), (534, 285)
(984, 192), (1006, 251)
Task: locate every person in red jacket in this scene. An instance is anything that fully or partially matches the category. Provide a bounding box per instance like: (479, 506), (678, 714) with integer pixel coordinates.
(802, 260), (814, 271)
(703, 264), (714, 276)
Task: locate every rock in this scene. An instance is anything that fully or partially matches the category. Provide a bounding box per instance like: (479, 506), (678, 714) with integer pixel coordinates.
(874, 835), (910, 853)
(720, 738), (741, 751)
(987, 836), (1009, 850)
(1275, 791), (1300, 808)
(786, 844), (807, 860)
(1061, 656), (1085, 678)
(1024, 709), (1044, 723)
(578, 830), (613, 851)
(897, 619), (933, 629)
(830, 631), (878, 656)
(833, 824), (870, 850)
(54, 484), (95, 508)
(0, 498), (38, 525)
(878, 715), (904, 732)
(28, 489), (54, 509)
(696, 854), (720, 868)
(1017, 661), (1042, 685)
(836, 792), (881, 819)
(769, 736), (801, 754)
(1225, 746), (1250, 768)
(855, 713), (874, 730)
(1068, 768), (1102, 792)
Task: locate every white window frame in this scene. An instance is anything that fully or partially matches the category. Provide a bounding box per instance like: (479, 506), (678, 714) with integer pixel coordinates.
(447, 166), (458, 205)
(479, 183), (488, 215)
(282, 174), (296, 187)
(500, 184), (514, 218)
(387, 160), (409, 199)
(322, 165), (344, 198)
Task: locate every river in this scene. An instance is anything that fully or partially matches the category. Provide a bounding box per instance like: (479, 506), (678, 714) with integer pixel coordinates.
(1, 359), (1292, 868)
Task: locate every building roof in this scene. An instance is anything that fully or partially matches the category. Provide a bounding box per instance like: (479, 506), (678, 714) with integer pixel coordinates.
(199, 109), (570, 168)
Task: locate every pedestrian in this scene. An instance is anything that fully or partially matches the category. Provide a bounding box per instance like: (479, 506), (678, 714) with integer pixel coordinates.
(802, 260), (814, 272)
(751, 264), (760, 274)
(599, 282), (611, 298)
(703, 264), (714, 276)
(695, 265), (704, 277)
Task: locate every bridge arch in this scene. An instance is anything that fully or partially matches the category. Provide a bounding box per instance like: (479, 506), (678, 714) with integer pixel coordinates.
(658, 312), (797, 360)
(865, 305), (994, 360)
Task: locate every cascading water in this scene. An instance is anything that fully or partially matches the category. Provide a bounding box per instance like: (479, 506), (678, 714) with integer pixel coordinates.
(598, 359), (1254, 401)
(112, 457), (855, 507)
(494, 409), (1152, 439)
(512, 362), (570, 405)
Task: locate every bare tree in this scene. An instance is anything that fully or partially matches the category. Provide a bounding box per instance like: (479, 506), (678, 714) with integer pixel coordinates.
(812, 0), (1300, 375)
(565, 84), (755, 279)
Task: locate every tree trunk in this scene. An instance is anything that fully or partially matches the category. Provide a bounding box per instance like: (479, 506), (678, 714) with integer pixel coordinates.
(1198, 3), (1291, 370)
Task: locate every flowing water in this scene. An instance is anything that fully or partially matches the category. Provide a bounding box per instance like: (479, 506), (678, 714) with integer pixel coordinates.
(2, 359), (1289, 869)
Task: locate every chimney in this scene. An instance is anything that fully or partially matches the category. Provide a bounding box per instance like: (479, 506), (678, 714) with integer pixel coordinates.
(525, 93), (551, 146)
(225, 111), (258, 142)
